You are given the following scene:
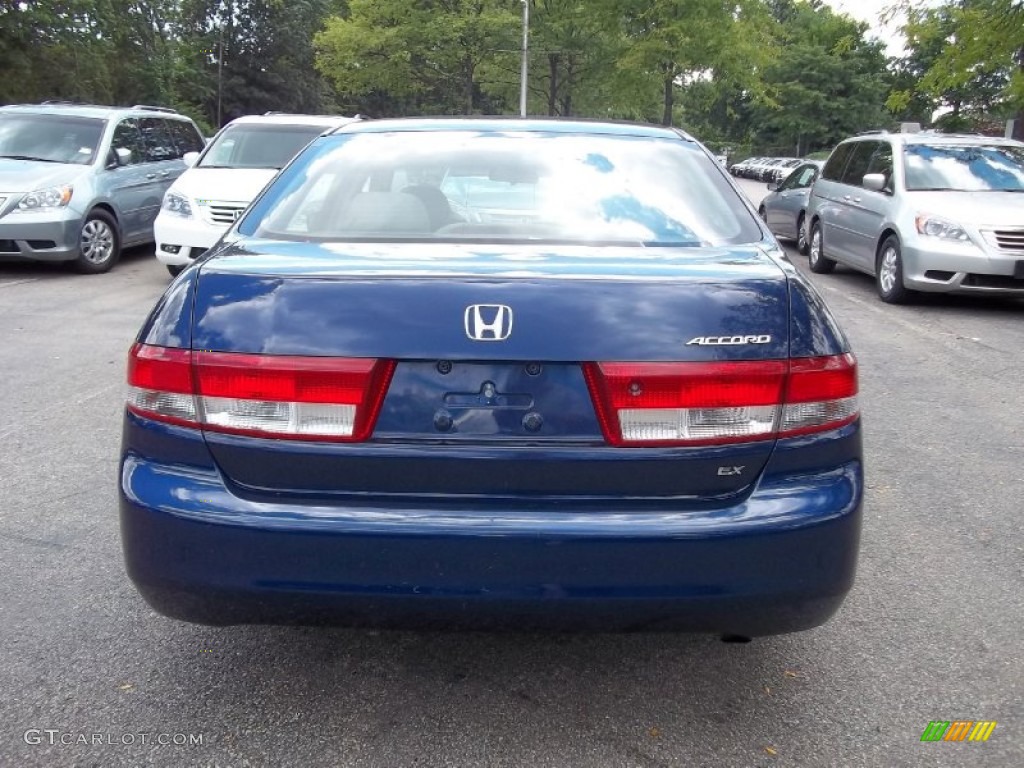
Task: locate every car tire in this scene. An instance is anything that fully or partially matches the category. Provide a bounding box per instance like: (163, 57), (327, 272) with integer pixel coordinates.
(796, 213), (810, 255)
(166, 264), (184, 277)
(74, 210), (121, 274)
(808, 222), (836, 274)
(876, 235), (912, 304)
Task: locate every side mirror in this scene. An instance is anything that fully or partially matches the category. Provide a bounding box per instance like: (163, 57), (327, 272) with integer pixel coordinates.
(863, 173), (887, 192)
(766, 181), (778, 191)
(111, 147), (132, 167)
(182, 151), (199, 168)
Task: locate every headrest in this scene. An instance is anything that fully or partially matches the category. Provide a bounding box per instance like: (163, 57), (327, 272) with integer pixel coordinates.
(337, 191), (431, 234)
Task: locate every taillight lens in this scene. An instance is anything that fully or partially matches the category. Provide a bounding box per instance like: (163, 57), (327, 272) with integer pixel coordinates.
(127, 345), (197, 427)
(780, 354), (858, 437)
(126, 344), (395, 442)
(583, 354), (857, 446)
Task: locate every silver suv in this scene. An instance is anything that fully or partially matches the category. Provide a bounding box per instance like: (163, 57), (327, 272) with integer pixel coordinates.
(0, 103), (206, 273)
(806, 130), (1024, 303)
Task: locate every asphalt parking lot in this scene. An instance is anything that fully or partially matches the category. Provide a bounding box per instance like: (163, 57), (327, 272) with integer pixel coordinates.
(1, 187), (1022, 766)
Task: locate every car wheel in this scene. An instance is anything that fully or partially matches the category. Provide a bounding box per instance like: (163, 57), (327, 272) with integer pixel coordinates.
(74, 210), (121, 274)
(808, 222), (836, 274)
(876, 235), (912, 304)
(166, 264), (184, 277)
(796, 214), (809, 255)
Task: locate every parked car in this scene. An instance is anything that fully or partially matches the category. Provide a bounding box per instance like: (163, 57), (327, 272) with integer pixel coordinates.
(759, 160), (824, 254)
(755, 158), (796, 182)
(121, 118), (863, 637)
(741, 156), (770, 180)
(765, 158), (802, 183)
(806, 130), (1024, 303)
(0, 103), (205, 273)
(729, 157), (762, 177)
(154, 112), (356, 276)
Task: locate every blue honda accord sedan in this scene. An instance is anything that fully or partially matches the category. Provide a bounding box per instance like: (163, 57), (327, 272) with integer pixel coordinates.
(120, 118), (863, 637)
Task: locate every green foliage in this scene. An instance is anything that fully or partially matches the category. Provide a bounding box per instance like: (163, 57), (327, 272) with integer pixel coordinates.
(742, 1), (891, 155)
(913, 1), (1022, 110)
(1, 0), (922, 149)
(316, 0), (518, 115)
(0, 1), (347, 127)
(602, 0), (755, 125)
(890, 0), (1016, 124)
(893, 0), (1024, 138)
(480, 1), (624, 117)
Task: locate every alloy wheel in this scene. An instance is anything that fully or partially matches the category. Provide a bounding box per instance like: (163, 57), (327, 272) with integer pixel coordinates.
(879, 247), (898, 294)
(80, 219), (115, 265)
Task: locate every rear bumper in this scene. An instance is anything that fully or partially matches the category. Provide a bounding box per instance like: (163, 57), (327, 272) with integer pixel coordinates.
(120, 423), (864, 635)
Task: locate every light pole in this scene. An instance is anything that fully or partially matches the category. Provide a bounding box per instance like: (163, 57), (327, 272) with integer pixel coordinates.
(519, 0), (529, 117)
(216, 35), (223, 128)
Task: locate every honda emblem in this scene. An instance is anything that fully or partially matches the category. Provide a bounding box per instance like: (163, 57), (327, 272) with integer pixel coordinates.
(464, 304), (513, 341)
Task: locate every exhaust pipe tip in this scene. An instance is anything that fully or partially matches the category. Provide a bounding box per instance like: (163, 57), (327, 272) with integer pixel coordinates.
(720, 633), (752, 644)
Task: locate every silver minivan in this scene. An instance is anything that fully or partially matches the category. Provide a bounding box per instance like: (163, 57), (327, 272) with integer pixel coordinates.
(0, 103), (206, 273)
(805, 130), (1024, 303)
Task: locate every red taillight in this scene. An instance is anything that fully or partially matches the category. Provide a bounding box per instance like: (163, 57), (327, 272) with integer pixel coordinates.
(126, 344), (395, 442)
(784, 355), (858, 403)
(779, 354), (858, 438)
(583, 354), (857, 446)
(194, 352), (395, 441)
(126, 345), (197, 428)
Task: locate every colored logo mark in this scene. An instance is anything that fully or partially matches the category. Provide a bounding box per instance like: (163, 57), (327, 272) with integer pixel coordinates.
(920, 721), (997, 742)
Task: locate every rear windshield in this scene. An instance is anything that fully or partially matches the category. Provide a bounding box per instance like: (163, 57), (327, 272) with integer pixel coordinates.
(198, 123), (327, 169)
(240, 131), (762, 246)
(903, 144), (1024, 192)
(0, 114), (105, 165)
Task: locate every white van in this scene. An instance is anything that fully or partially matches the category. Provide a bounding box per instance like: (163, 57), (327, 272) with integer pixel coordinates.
(154, 113), (356, 276)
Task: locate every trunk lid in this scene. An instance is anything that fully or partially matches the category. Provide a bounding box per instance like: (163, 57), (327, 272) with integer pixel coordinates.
(192, 241), (791, 501)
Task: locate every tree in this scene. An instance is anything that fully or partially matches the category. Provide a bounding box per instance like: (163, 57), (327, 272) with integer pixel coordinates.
(477, 0), (624, 118)
(672, 0), (777, 147)
(179, 0), (346, 126)
(0, 1), (115, 104)
(315, 0), (519, 116)
(888, 1), (1010, 123)
(891, 0), (1024, 138)
(598, 0), (743, 126)
(752, 0), (890, 154)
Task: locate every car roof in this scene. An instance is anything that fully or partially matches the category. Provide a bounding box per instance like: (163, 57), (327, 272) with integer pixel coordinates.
(0, 103), (194, 121)
(225, 113), (358, 128)
(842, 131), (1024, 148)
(899, 133), (1024, 147)
(332, 116), (693, 141)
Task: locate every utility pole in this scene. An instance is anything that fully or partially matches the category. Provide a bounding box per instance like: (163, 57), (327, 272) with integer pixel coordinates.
(216, 34), (224, 128)
(519, 0), (529, 117)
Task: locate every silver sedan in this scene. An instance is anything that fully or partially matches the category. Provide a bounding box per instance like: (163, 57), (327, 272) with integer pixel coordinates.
(758, 161), (823, 254)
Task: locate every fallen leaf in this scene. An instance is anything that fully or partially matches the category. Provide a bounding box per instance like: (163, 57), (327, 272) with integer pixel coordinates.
(118, 683), (134, 691)
(648, 727), (661, 738)
(783, 670), (805, 679)
(763, 685), (771, 694)
(765, 746), (777, 755)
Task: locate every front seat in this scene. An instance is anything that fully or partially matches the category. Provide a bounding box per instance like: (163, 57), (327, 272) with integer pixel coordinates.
(401, 185), (460, 230)
(335, 191), (431, 234)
